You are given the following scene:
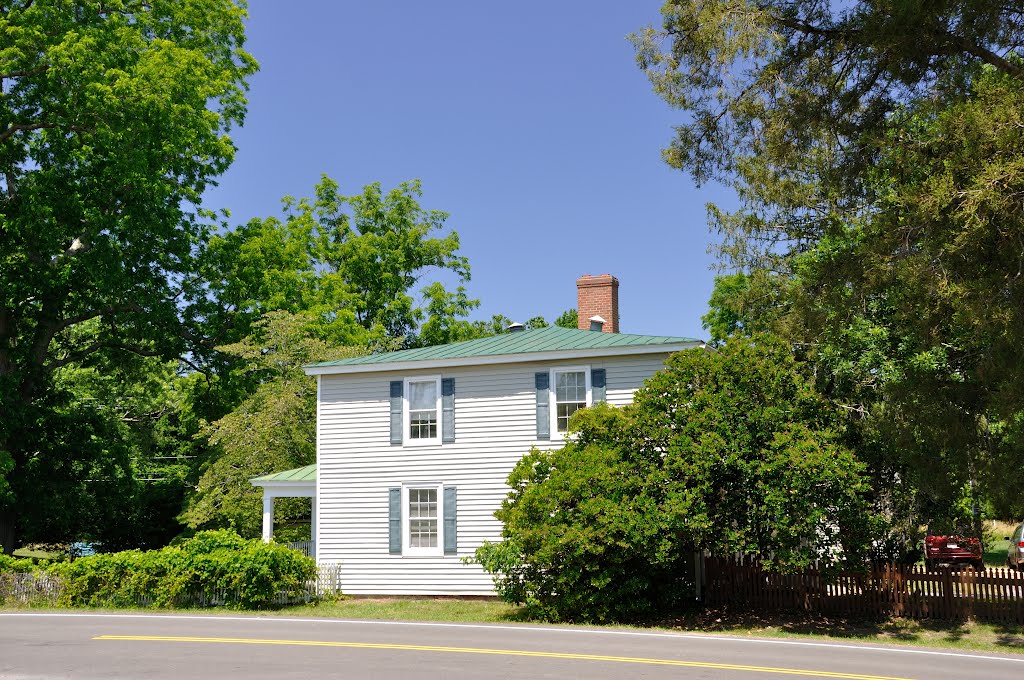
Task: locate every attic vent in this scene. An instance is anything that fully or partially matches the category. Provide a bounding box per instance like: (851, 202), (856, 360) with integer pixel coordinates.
(506, 322), (525, 333)
(589, 315), (606, 332)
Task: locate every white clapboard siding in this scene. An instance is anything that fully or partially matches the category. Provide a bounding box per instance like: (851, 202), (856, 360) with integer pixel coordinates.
(316, 353), (672, 595)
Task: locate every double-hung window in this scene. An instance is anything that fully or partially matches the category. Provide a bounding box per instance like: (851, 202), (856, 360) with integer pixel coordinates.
(406, 486), (439, 552)
(552, 367), (590, 434)
(404, 377), (441, 444)
(390, 483), (456, 557)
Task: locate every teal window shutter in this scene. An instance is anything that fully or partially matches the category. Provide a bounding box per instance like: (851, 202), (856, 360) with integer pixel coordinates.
(443, 486), (457, 555)
(390, 381), (403, 445)
(441, 378), (455, 443)
(535, 372), (549, 440)
(388, 487), (402, 554)
(591, 368), (606, 403)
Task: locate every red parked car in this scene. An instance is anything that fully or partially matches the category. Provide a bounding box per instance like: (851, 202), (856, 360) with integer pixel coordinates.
(924, 533), (984, 570)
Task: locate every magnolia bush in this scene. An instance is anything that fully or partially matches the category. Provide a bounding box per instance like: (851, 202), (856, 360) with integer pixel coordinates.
(476, 335), (877, 622)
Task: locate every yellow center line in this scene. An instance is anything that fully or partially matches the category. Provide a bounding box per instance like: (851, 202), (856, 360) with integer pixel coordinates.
(93, 635), (915, 680)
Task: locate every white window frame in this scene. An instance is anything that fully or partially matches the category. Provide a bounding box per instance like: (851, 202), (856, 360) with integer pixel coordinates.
(550, 365), (591, 437)
(403, 375), (442, 446)
(401, 482), (444, 556)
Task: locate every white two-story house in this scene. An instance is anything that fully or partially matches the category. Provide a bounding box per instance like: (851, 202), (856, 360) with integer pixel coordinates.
(252, 274), (703, 595)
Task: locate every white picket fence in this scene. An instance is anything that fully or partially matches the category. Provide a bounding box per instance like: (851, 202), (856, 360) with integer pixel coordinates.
(0, 562), (343, 608)
(314, 561), (343, 597)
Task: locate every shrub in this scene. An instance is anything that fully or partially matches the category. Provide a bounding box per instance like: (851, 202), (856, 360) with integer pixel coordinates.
(0, 554), (37, 574)
(49, 529), (317, 609)
(474, 432), (698, 623)
(476, 336), (877, 622)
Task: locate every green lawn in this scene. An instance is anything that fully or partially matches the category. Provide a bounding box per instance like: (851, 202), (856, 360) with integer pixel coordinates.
(986, 537), (1010, 567)
(11, 547), (61, 560)
(280, 598), (525, 623)
(984, 519), (1018, 567)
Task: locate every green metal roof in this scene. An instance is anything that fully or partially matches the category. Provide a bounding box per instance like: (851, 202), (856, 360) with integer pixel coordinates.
(250, 464), (317, 484)
(306, 326), (701, 369)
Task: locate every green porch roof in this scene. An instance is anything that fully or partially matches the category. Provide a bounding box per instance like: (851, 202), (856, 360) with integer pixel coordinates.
(250, 464), (317, 484)
(306, 326), (701, 369)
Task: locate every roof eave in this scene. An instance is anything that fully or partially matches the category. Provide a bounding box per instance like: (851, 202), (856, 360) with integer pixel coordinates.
(303, 341), (704, 376)
(250, 478), (316, 485)
(249, 480), (317, 498)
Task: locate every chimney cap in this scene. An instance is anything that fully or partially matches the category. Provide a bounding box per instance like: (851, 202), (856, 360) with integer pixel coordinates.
(576, 273), (620, 288)
(506, 322), (525, 333)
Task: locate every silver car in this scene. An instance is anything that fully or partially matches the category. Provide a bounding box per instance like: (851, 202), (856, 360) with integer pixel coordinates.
(1007, 523), (1024, 570)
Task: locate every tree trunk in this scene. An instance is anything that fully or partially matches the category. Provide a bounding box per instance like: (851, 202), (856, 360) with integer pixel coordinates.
(0, 507), (15, 555)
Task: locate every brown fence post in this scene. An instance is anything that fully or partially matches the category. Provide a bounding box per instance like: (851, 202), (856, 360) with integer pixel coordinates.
(941, 567), (953, 620)
(897, 564), (907, 617)
(1017, 569), (1024, 625)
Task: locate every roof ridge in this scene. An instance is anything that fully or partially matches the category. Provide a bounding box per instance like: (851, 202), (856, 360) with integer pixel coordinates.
(306, 326), (702, 370)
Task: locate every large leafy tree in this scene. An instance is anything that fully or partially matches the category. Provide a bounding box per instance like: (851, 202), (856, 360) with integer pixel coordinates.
(204, 176), (473, 350)
(636, 1), (1024, 527)
(0, 0), (257, 552)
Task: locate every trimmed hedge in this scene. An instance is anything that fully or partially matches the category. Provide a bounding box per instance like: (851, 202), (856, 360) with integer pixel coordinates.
(45, 530), (317, 609)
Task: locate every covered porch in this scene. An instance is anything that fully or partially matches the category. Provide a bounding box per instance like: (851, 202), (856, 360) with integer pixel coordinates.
(250, 464), (317, 558)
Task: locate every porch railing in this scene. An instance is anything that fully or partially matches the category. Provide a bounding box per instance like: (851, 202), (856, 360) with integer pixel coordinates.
(285, 540), (315, 557)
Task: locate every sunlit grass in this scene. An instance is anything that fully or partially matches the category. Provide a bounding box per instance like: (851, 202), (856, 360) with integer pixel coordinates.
(985, 519), (1019, 567)
(11, 546), (61, 560)
(278, 597), (524, 623)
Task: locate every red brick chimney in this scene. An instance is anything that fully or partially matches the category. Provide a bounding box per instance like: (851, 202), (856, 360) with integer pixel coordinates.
(576, 274), (619, 333)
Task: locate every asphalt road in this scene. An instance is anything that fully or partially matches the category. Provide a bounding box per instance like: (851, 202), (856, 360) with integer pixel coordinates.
(1, 612), (1022, 680)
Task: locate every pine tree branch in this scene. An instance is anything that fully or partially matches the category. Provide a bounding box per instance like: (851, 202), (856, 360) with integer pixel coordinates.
(945, 33), (1024, 79)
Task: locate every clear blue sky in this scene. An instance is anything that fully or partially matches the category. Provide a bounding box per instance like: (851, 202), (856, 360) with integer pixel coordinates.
(204, 1), (737, 340)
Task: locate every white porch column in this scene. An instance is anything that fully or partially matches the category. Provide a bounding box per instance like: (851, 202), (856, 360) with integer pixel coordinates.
(262, 493), (274, 543)
(310, 495), (317, 557)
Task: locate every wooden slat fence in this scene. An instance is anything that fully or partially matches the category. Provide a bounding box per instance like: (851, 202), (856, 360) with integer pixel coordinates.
(703, 557), (1024, 624)
(0, 571), (63, 607)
